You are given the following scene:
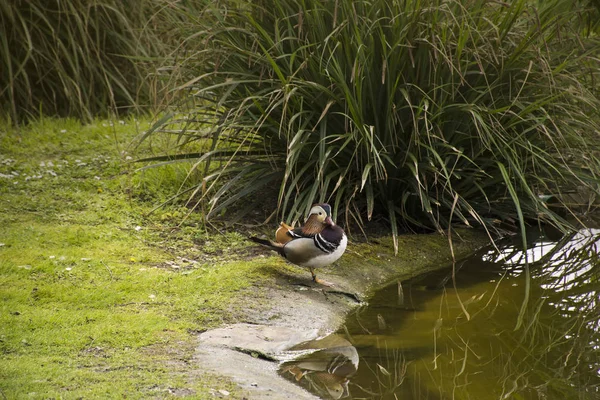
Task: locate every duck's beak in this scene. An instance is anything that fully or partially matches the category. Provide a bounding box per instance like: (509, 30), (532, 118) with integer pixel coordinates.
(325, 216), (334, 226)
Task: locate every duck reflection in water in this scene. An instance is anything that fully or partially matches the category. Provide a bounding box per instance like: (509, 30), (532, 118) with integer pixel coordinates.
(280, 335), (359, 399)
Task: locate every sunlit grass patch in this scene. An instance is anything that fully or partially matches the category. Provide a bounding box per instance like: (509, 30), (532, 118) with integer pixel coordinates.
(0, 117), (263, 398)
(0, 252), (262, 397)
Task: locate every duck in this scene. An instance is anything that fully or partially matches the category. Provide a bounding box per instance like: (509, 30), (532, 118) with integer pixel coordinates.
(249, 203), (347, 286)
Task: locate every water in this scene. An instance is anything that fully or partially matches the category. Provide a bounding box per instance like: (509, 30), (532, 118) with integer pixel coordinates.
(280, 229), (600, 399)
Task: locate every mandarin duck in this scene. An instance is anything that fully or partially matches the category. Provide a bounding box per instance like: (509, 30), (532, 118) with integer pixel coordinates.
(250, 203), (347, 286)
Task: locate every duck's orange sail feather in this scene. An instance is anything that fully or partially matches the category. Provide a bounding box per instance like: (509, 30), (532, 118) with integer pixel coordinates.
(275, 222), (294, 244)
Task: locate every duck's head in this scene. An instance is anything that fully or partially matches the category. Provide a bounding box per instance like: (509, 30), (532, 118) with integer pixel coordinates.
(308, 203), (333, 226)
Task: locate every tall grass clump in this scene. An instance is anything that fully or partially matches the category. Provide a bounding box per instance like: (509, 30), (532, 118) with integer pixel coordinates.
(142, 0), (600, 246)
(0, 0), (204, 122)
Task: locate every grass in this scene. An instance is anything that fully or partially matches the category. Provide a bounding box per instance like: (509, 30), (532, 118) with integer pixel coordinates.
(0, 1), (207, 122)
(0, 117), (270, 398)
(144, 0), (600, 252)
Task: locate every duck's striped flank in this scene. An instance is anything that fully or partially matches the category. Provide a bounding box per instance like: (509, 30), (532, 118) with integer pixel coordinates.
(314, 233), (337, 253)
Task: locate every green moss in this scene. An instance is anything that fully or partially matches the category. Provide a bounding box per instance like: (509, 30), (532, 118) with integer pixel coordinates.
(0, 118), (262, 398)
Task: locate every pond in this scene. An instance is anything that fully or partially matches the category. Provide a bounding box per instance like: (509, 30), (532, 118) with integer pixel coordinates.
(279, 229), (600, 399)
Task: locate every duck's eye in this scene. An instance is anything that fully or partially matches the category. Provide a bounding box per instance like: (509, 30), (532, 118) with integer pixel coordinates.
(319, 212), (323, 216)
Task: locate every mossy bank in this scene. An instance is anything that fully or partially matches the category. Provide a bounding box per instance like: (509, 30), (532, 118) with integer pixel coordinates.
(0, 118), (265, 398)
(0, 118), (487, 399)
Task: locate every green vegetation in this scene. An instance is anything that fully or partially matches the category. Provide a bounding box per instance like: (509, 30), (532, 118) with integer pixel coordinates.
(0, 0), (205, 121)
(143, 0), (600, 251)
(0, 118), (268, 398)
(4, 0), (599, 243)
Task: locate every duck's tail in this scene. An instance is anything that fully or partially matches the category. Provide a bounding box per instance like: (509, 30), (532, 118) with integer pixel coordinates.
(248, 236), (286, 257)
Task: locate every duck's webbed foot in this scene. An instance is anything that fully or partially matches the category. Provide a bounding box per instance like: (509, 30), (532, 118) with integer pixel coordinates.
(309, 267), (335, 287)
